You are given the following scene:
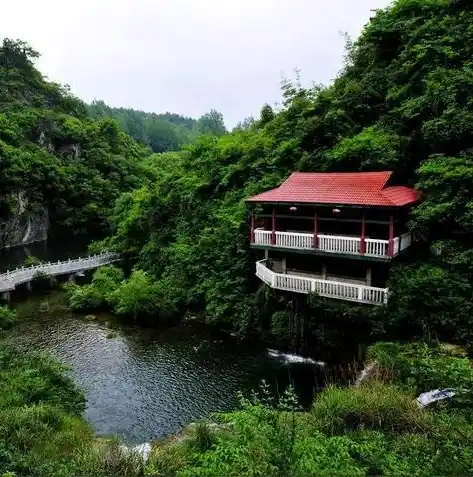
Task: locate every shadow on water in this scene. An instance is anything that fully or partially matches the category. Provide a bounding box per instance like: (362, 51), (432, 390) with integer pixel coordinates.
(6, 291), (339, 444)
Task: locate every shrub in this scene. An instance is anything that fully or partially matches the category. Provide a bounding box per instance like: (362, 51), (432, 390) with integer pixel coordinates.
(67, 266), (179, 321)
(384, 264), (473, 342)
(147, 440), (192, 477)
(110, 270), (161, 319)
(0, 345), (86, 414)
(66, 265), (123, 311)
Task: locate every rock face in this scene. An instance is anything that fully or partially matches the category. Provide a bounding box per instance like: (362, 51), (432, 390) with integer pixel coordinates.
(0, 191), (48, 249)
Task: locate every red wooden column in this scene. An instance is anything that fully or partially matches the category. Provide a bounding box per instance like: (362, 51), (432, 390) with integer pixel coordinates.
(313, 210), (319, 248)
(360, 212), (366, 254)
(388, 215), (394, 257)
(250, 213), (255, 244)
(271, 208), (276, 245)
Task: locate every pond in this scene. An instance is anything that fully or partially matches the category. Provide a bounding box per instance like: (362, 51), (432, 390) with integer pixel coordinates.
(6, 291), (331, 444)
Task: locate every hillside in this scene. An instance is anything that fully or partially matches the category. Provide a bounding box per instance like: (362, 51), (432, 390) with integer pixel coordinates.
(89, 0), (473, 348)
(88, 101), (227, 153)
(0, 39), (148, 247)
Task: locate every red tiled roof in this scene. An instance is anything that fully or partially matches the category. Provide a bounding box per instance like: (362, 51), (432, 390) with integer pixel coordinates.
(247, 172), (418, 207)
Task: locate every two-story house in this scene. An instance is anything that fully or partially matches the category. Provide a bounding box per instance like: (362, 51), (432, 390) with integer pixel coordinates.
(246, 171), (418, 306)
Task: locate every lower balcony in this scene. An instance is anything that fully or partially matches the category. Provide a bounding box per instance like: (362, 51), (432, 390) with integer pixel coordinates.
(253, 228), (412, 260)
(256, 259), (388, 305)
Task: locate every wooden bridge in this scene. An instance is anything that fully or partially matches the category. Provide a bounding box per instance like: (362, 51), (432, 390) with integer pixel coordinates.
(0, 252), (119, 298)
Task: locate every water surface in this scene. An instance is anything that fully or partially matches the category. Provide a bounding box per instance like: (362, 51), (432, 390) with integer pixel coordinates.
(7, 292), (326, 444)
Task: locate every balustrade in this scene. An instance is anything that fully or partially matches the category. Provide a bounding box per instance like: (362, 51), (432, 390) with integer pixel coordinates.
(0, 252), (119, 293)
(253, 228), (412, 259)
(256, 260), (388, 305)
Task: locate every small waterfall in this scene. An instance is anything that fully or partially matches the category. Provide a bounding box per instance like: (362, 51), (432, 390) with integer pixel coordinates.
(22, 217), (32, 244)
(354, 361), (377, 387)
(267, 348), (325, 366)
(119, 443), (152, 461)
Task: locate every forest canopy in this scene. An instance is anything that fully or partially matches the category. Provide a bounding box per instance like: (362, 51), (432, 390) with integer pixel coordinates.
(91, 0), (473, 348)
(88, 101), (227, 153)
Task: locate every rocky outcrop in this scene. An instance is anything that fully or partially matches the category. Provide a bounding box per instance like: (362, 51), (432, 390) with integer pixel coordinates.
(0, 191), (48, 249)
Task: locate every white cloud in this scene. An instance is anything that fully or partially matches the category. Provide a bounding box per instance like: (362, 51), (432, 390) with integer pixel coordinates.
(2, 0), (391, 125)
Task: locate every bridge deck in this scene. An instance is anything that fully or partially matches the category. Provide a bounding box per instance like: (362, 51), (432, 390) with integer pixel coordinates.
(0, 252), (119, 293)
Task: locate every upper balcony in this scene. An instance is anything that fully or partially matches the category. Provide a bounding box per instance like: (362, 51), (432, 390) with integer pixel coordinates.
(252, 228), (412, 260)
(246, 171), (418, 261)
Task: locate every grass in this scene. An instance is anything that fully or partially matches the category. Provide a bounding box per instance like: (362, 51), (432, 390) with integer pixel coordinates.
(311, 382), (430, 435)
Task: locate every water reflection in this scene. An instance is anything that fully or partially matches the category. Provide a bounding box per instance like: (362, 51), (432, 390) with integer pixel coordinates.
(7, 293), (327, 444)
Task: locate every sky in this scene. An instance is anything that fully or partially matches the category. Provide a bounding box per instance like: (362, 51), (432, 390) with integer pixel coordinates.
(1, 0), (391, 126)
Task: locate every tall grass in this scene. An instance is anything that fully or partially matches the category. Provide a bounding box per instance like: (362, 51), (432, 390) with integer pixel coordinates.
(311, 382), (430, 435)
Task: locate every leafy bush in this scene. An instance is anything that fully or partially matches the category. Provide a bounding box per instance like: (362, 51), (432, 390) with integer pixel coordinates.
(384, 264), (473, 342)
(0, 345), (85, 414)
(110, 270), (162, 319)
(193, 422), (217, 453)
(66, 266), (178, 321)
(66, 265), (123, 311)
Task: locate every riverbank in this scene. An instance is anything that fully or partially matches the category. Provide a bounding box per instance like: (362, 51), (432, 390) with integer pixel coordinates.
(3, 309), (473, 477)
(141, 342), (473, 476)
(4, 291), (329, 443)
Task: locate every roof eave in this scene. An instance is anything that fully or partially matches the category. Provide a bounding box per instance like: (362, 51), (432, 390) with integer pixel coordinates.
(246, 200), (417, 209)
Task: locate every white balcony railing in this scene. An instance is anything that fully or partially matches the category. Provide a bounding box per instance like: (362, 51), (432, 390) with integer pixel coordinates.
(256, 260), (388, 305)
(253, 229), (412, 259)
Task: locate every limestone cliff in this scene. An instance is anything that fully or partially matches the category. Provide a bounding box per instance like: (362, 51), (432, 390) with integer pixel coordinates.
(0, 191), (48, 249)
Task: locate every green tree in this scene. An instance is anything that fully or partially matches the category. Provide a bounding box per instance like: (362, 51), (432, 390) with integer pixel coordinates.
(196, 109), (227, 136)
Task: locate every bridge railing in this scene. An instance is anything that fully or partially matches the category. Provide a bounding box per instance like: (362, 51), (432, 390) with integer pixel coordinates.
(0, 252), (120, 292)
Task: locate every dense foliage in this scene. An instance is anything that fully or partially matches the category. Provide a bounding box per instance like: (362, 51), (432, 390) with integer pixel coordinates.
(91, 0), (473, 347)
(65, 265), (177, 322)
(0, 39), (149, 238)
(89, 101), (226, 153)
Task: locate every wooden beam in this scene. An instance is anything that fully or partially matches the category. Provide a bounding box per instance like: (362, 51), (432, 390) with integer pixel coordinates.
(258, 214), (400, 225)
